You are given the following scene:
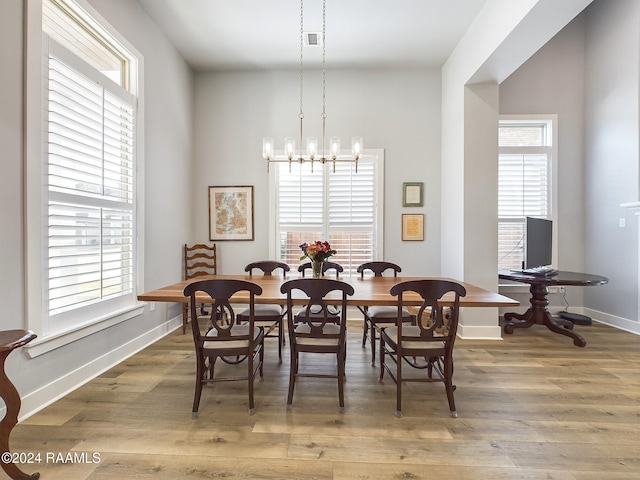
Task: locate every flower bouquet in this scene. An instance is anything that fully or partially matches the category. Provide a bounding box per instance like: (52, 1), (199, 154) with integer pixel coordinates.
(299, 241), (337, 278)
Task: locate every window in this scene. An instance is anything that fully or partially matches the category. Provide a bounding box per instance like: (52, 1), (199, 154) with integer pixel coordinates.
(271, 152), (384, 275)
(26, 0), (142, 344)
(498, 117), (556, 271)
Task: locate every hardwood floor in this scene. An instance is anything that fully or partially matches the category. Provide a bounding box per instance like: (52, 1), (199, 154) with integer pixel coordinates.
(11, 320), (640, 479)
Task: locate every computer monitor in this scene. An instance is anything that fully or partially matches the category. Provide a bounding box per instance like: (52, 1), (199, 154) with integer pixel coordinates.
(525, 217), (552, 270)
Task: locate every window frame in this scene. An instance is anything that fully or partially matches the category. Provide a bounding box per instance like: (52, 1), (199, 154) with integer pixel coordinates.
(268, 149), (385, 275)
(498, 115), (558, 275)
(24, 0), (145, 357)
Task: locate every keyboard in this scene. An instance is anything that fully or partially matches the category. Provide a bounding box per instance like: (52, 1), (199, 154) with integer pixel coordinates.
(518, 266), (558, 276)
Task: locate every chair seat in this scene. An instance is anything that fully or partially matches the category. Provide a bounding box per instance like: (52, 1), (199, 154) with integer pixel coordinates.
(202, 325), (263, 350)
(293, 323), (341, 346)
(367, 306), (412, 320)
(382, 325), (446, 351)
(295, 305), (340, 319)
(239, 304), (284, 317)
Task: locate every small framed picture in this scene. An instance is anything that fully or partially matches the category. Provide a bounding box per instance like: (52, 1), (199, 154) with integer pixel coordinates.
(208, 185), (254, 241)
(403, 182), (423, 207)
(402, 213), (424, 241)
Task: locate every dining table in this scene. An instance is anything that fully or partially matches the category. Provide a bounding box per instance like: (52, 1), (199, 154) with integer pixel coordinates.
(137, 274), (519, 309)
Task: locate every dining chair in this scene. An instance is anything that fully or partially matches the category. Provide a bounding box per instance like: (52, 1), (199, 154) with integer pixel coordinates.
(281, 278), (354, 412)
(237, 261), (290, 362)
(183, 278), (264, 417)
(356, 261), (415, 366)
(295, 261), (344, 323)
(182, 243), (217, 334)
(379, 279), (466, 418)
(298, 261), (343, 278)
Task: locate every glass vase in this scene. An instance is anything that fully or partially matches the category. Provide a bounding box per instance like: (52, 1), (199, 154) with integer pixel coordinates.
(312, 260), (323, 278)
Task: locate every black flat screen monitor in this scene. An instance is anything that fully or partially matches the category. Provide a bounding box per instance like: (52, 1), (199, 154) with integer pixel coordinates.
(525, 217), (552, 269)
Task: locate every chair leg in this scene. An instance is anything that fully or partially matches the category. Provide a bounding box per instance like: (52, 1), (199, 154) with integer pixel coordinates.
(259, 338), (265, 377)
(248, 346), (255, 415)
(379, 336), (385, 381)
(362, 317), (368, 347)
(277, 320), (283, 363)
(444, 355), (457, 418)
(287, 351), (297, 410)
(395, 351), (403, 418)
(370, 321), (377, 366)
(182, 304), (188, 334)
(337, 350), (345, 413)
(192, 353), (205, 418)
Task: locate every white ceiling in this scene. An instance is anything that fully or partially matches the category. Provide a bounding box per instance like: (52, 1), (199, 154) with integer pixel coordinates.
(137, 0), (489, 71)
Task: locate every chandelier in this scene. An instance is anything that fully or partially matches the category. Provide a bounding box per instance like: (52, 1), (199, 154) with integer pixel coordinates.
(262, 0), (363, 173)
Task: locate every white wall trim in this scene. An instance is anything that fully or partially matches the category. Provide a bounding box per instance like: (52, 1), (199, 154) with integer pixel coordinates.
(16, 315), (182, 421)
(457, 324), (502, 340)
(586, 307), (640, 335)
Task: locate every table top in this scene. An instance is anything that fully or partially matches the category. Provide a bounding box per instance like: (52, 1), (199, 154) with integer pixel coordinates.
(499, 269), (609, 287)
(138, 274), (519, 308)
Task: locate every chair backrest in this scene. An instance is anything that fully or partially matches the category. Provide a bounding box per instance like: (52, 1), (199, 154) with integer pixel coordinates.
(281, 278), (354, 338)
(298, 261), (344, 278)
(183, 279), (262, 346)
(184, 243), (217, 280)
(245, 260), (290, 276)
(357, 261), (401, 278)
(389, 280), (466, 343)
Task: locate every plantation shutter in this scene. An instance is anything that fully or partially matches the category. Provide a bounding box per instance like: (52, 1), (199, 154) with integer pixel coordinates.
(276, 158), (377, 275)
(47, 41), (136, 316)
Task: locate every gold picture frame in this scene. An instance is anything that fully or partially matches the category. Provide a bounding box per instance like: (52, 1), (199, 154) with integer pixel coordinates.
(208, 185), (254, 241)
(402, 213), (424, 241)
(402, 182), (423, 207)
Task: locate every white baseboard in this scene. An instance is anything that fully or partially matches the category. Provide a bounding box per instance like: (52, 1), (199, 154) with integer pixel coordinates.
(457, 324), (502, 340)
(584, 307), (640, 335)
(16, 316), (182, 421)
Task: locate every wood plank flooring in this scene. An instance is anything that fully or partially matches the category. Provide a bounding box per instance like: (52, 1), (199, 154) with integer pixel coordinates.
(10, 320), (640, 479)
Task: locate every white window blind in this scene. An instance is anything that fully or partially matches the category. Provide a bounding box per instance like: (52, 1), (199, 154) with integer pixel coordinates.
(47, 43), (136, 316)
(275, 158), (379, 275)
(498, 120), (553, 271)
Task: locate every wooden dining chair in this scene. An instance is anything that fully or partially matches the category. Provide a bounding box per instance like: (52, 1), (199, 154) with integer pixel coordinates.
(183, 278), (264, 417)
(237, 261), (290, 362)
(182, 243), (217, 334)
(295, 261), (344, 324)
(379, 279), (466, 418)
(298, 261), (343, 278)
(281, 278), (354, 412)
(356, 261), (415, 366)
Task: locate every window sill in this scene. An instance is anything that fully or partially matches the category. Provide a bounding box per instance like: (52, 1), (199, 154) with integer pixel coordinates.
(24, 304), (145, 358)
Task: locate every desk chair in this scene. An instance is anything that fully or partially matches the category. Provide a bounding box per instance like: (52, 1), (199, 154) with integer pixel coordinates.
(183, 243), (217, 334)
(237, 261), (290, 362)
(356, 261), (415, 366)
(183, 279), (264, 417)
(379, 279), (466, 418)
(281, 278), (354, 412)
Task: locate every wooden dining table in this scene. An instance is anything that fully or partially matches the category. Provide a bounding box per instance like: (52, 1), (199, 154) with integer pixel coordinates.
(137, 274), (518, 309)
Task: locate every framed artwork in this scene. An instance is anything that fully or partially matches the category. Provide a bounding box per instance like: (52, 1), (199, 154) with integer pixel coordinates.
(402, 213), (424, 241)
(402, 182), (423, 207)
(208, 185), (254, 241)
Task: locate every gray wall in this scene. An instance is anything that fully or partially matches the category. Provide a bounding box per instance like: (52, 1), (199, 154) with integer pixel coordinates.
(193, 68), (442, 276)
(584, 0), (639, 321)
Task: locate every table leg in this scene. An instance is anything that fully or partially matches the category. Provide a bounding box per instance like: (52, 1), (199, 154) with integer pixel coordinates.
(0, 350), (40, 480)
(503, 284), (586, 347)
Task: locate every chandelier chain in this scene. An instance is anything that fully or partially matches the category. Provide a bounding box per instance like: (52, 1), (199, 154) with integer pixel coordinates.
(299, 0), (304, 120)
